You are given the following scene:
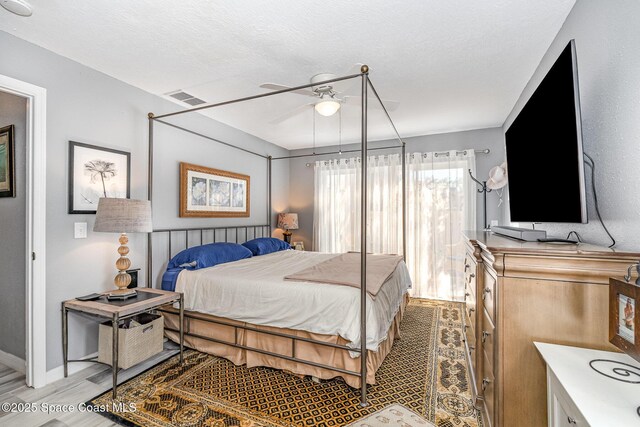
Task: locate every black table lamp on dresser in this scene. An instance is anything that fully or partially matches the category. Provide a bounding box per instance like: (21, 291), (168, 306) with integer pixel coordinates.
(277, 213), (298, 244)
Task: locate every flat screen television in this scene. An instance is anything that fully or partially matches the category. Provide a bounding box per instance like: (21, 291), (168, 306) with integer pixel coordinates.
(505, 39), (587, 223)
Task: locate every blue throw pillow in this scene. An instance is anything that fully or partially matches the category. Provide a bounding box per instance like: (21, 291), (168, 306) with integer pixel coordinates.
(167, 242), (253, 269)
(242, 237), (291, 256)
(161, 242), (253, 291)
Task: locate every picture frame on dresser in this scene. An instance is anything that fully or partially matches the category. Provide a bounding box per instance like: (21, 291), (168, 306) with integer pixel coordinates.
(609, 277), (640, 362)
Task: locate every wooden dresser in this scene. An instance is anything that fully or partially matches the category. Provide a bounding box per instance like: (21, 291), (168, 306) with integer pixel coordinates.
(462, 231), (640, 427)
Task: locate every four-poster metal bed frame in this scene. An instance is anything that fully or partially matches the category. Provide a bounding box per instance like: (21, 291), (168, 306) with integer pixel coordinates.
(147, 65), (405, 406)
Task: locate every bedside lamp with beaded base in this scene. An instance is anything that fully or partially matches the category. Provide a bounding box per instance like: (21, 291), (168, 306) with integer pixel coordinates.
(94, 198), (152, 295)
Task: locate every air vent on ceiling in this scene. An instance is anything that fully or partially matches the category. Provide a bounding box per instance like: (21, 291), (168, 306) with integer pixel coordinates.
(166, 90), (206, 106)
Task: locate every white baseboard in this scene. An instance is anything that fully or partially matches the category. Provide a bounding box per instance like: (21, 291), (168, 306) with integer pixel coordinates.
(46, 351), (98, 384)
(0, 349), (26, 374)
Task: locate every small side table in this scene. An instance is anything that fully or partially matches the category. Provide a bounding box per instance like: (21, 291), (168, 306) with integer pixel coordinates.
(62, 288), (184, 399)
(535, 341), (640, 426)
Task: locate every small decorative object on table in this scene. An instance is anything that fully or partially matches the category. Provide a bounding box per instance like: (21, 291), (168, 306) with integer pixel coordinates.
(610, 274), (640, 362)
(293, 241), (305, 251)
(608, 272), (640, 419)
(277, 212), (298, 244)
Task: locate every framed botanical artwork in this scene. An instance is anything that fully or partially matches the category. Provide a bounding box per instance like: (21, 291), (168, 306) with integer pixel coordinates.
(609, 277), (640, 363)
(180, 162), (250, 218)
(68, 141), (131, 214)
(0, 125), (15, 198)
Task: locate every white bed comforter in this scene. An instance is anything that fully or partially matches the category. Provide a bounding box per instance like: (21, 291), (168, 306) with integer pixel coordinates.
(175, 250), (411, 352)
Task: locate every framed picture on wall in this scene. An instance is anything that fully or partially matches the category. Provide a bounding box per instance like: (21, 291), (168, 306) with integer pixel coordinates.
(0, 125), (16, 198)
(68, 141), (131, 214)
(180, 162), (250, 218)
(609, 278), (640, 363)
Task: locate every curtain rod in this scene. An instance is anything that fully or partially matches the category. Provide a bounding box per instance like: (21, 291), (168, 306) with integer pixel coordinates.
(303, 148), (490, 165)
(271, 144), (402, 161)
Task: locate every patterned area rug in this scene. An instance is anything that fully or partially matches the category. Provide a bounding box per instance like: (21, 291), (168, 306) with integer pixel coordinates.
(88, 299), (481, 427)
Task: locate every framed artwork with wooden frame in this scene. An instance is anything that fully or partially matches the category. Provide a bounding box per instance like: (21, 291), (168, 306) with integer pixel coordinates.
(68, 141), (131, 214)
(180, 162), (250, 218)
(0, 124), (16, 198)
(609, 277), (640, 363)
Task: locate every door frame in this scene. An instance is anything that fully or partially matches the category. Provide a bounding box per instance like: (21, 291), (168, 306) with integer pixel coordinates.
(0, 74), (47, 388)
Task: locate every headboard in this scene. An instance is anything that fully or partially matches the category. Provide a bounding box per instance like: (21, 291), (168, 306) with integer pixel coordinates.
(149, 224), (271, 289)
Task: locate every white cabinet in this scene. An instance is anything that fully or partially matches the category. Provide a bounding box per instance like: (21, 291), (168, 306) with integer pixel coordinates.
(536, 342), (640, 427)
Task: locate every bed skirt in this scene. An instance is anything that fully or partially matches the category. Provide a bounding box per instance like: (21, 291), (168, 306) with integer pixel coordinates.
(163, 293), (409, 388)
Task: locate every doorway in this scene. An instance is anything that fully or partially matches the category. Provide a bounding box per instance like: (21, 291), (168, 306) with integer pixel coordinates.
(0, 74), (47, 388)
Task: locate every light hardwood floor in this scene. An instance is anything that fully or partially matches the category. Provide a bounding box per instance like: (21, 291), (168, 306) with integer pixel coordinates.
(0, 342), (180, 427)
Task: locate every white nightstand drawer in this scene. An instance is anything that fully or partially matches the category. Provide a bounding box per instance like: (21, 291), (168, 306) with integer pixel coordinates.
(547, 368), (588, 427)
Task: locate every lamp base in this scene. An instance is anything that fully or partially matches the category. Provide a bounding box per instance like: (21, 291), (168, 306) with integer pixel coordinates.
(114, 233), (132, 292)
(282, 231), (292, 244)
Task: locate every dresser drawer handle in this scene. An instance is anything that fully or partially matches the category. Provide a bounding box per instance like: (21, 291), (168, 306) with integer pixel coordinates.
(482, 287), (491, 300)
(482, 378), (491, 391)
(482, 331), (491, 342)
(567, 416), (577, 425)
(468, 308), (475, 316)
(469, 273), (476, 279)
(465, 292), (471, 298)
(464, 264), (470, 271)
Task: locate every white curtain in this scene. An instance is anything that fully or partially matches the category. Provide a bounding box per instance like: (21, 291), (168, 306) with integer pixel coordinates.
(313, 150), (476, 301)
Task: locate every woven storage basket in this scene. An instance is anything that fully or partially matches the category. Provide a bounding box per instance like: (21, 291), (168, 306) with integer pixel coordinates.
(98, 313), (163, 369)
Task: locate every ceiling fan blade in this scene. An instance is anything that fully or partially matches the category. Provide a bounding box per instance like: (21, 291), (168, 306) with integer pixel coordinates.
(332, 63), (366, 93)
(344, 96), (399, 111)
(269, 103), (314, 124)
(260, 83), (316, 97)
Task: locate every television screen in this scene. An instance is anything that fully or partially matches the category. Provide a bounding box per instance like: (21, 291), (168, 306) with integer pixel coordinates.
(505, 40), (587, 223)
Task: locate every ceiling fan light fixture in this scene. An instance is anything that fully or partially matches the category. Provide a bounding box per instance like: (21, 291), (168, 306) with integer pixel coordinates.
(1, 0), (32, 16)
(315, 99), (341, 117)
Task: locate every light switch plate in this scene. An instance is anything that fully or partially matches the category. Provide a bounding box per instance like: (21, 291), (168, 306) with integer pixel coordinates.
(74, 222), (87, 239)
(490, 220), (499, 227)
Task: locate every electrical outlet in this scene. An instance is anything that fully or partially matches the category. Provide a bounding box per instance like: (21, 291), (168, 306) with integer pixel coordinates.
(74, 222), (87, 239)
(490, 220), (499, 228)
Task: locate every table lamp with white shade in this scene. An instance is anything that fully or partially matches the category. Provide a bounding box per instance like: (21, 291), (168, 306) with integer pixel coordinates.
(93, 198), (152, 295)
(277, 213), (298, 244)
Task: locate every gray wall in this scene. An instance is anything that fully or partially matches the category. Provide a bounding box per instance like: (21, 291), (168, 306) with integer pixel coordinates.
(503, 0), (640, 251)
(0, 91), (27, 359)
(289, 128), (506, 250)
(0, 30), (289, 371)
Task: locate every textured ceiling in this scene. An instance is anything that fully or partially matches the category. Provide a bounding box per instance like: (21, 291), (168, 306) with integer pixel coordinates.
(0, 0), (576, 149)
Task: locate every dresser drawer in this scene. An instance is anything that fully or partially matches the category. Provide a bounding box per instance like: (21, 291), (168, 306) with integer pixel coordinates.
(464, 309), (476, 349)
(481, 308), (496, 370)
(466, 329), (479, 398)
(465, 292), (477, 328)
(464, 254), (477, 289)
(482, 268), (496, 322)
(482, 351), (496, 427)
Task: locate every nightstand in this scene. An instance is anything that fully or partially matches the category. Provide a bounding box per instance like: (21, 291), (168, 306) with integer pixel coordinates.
(535, 342), (640, 426)
(62, 288), (184, 399)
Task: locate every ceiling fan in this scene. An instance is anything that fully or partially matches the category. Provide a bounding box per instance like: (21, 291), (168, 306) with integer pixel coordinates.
(259, 64), (399, 124)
